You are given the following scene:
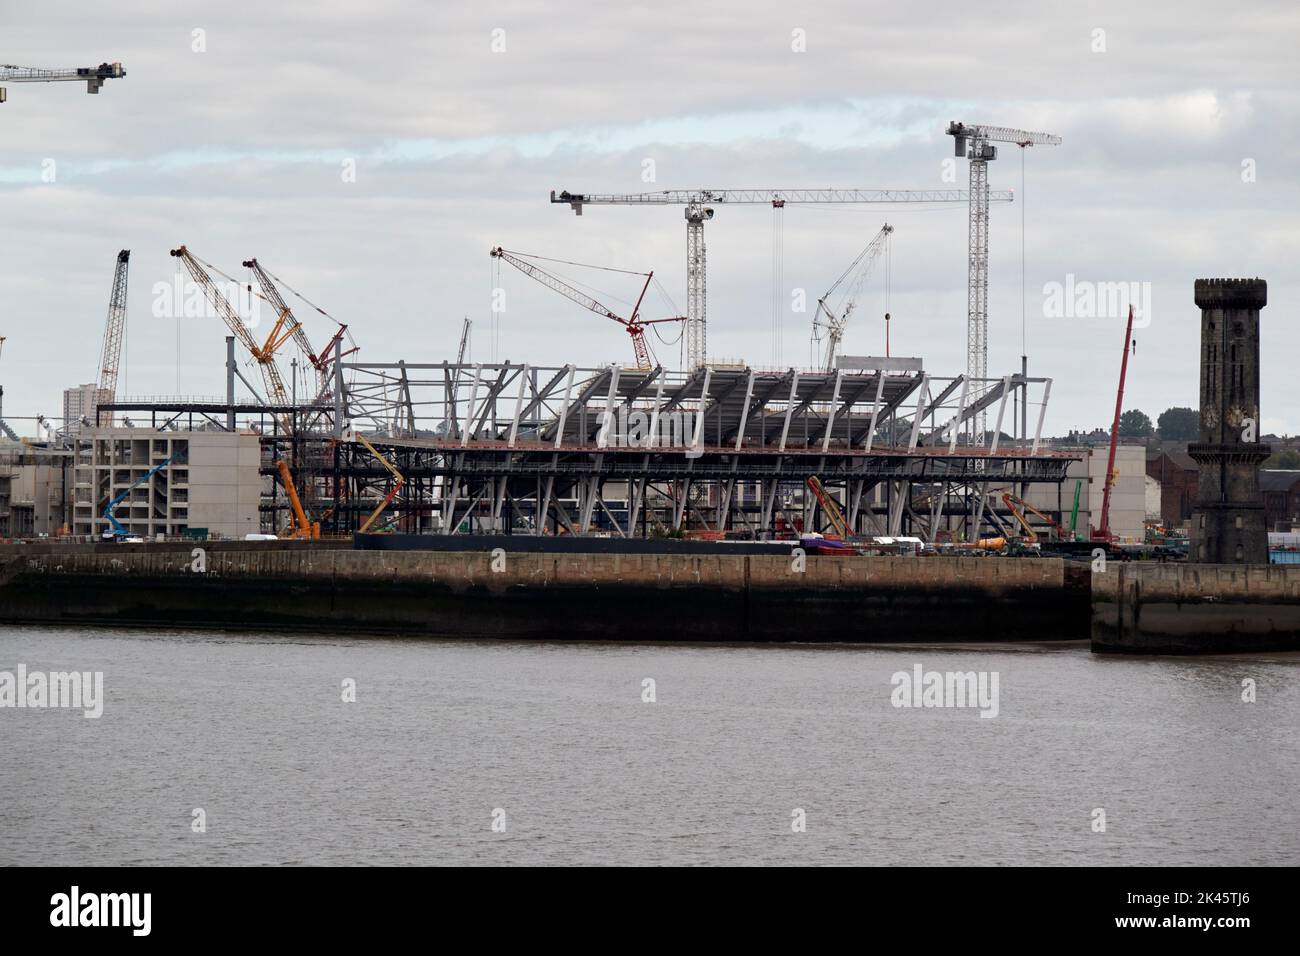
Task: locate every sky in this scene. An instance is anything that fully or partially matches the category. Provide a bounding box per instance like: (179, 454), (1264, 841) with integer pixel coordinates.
(1, 0), (1297, 435)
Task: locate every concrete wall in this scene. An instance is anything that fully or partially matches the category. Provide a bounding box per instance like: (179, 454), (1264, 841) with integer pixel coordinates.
(1092, 562), (1300, 652)
(0, 548), (1088, 643)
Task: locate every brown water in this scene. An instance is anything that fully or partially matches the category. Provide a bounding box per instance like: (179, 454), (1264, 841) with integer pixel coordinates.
(1, 625), (1296, 866)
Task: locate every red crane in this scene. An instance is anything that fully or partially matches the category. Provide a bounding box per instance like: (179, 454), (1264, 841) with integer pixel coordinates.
(1094, 304), (1136, 543)
(490, 247), (685, 369)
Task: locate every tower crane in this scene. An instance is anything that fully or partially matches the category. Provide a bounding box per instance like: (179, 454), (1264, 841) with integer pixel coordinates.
(0, 62), (125, 103)
(489, 247), (685, 370)
(946, 122), (1061, 437)
(811, 223), (893, 371)
(552, 187), (1012, 369)
(240, 258), (355, 400)
(95, 250), (129, 426)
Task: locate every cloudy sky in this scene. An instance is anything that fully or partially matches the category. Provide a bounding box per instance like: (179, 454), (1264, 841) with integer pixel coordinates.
(1, 0), (1297, 434)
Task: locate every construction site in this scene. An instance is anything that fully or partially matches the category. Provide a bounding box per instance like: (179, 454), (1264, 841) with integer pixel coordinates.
(0, 66), (1148, 557)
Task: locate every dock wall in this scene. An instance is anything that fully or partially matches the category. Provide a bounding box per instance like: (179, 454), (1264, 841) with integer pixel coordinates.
(0, 548), (1087, 643)
(1091, 562), (1300, 653)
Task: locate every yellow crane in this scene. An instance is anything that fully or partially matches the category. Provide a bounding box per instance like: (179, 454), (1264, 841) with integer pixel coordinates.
(170, 245), (290, 408)
(353, 433), (404, 533)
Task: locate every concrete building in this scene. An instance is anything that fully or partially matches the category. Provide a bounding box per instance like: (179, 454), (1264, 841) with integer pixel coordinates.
(63, 383), (110, 437)
(1023, 443), (1147, 542)
(0, 445), (72, 537)
(1189, 278), (1270, 563)
(72, 428), (263, 539)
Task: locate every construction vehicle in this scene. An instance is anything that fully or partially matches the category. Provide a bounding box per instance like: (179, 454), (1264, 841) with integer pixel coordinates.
(275, 459), (320, 539)
(1000, 492), (1067, 545)
(0, 62), (125, 104)
(353, 433), (404, 533)
(811, 224), (893, 370)
(490, 247), (684, 370)
(552, 187), (1012, 369)
(1092, 305), (1136, 543)
(95, 250), (129, 426)
(101, 453), (181, 540)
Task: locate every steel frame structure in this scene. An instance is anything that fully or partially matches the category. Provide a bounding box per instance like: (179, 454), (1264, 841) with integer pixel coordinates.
(101, 351), (1078, 542)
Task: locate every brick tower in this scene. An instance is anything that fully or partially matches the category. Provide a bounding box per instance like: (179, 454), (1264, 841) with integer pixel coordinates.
(1188, 278), (1270, 563)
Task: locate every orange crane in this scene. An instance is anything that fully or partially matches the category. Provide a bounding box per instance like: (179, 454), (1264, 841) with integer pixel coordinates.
(241, 258), (356, 398)
(354, 433), (404, 533)
(806, 476), (850, 539)
(1000, 492), (1066, 544)
(490, 247), (684, 370)
(275, 459), (320, 539)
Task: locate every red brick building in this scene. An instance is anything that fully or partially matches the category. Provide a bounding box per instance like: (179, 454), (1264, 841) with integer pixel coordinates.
(1260, 470), (1300, 532)
(1146, 445), (1199, 530)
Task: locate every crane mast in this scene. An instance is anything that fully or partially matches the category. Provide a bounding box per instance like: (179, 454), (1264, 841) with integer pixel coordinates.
(552, 187), (1011, 370)
(455, 318), (471, 366)
(1095, 305), (1135, 544)
(946, 122), (1061, 438)
(95, 250), (129, 426)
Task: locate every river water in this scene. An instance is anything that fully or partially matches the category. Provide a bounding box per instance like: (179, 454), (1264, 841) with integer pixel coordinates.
(2, 625), (1297, 866)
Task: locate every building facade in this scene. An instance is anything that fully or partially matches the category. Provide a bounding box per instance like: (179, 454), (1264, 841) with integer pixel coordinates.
(72, 428), (264, 539)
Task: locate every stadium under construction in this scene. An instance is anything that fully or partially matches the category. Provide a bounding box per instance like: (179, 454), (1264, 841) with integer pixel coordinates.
(99, 346), (1079, 544)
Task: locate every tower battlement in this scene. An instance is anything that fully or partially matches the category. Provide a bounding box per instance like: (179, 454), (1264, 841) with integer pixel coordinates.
(1194, 277), (1267, 310)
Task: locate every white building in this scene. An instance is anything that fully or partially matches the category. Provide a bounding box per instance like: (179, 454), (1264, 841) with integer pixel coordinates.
(1022, 443), (1147, 542)
(73, 428), (264, 539)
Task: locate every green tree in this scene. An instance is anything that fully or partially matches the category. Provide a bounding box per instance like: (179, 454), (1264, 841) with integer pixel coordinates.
(1118, 408), (1154, 438)
(1157, 407), (1199, 441)
(1265, 449), (1300, 469)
